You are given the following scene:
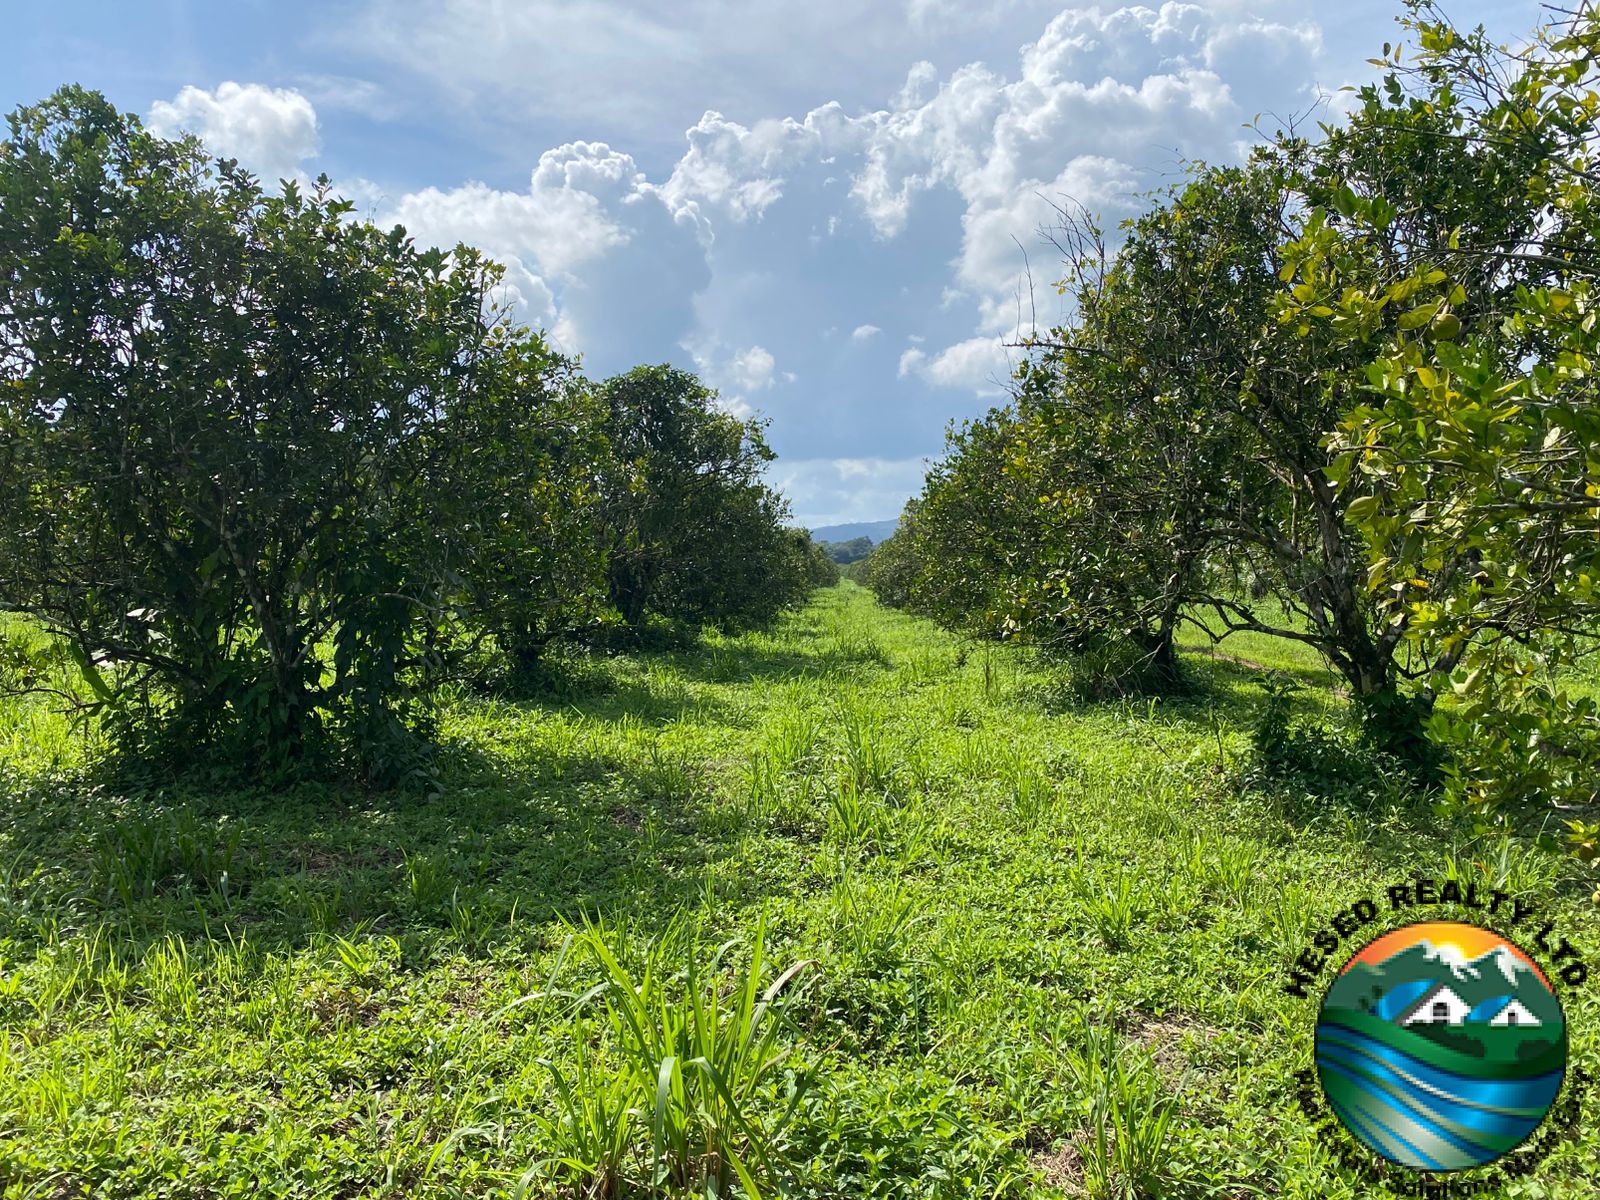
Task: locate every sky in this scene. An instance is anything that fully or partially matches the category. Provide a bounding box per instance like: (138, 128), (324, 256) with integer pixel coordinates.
(2, 0), (1547, 527)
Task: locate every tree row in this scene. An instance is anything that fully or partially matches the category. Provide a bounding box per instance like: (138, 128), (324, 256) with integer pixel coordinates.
(0, 88), (837, 781)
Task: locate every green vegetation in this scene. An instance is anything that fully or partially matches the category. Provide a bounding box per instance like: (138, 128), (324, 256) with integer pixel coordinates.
(818, 538), (875, 566)
(3, 585), (1598, 1197)
(7, 5), (1600, 1197)
(0, 89), (832, 785)
(865, 0), (1600, 851)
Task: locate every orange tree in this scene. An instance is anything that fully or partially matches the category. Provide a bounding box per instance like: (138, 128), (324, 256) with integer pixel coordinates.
(0, 88), (601, 779)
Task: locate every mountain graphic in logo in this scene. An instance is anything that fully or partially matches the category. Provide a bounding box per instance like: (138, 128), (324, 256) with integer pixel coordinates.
(1316, 920), (1568, 1171)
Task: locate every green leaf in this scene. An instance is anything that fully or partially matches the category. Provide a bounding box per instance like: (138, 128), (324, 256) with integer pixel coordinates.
(1344, 494), (1382, 524)
(1397, 300), (1443, 330)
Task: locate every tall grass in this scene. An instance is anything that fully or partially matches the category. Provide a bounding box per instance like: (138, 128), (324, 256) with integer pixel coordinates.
(1065, 1021), (1179, 1200)
(5, 585), (1599, 1198)
(523, 916), (814, 1199)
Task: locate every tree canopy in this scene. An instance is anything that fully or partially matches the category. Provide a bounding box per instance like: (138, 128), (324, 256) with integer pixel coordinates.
(0, 87), (830, 780)
(874, 0), (1600, 842)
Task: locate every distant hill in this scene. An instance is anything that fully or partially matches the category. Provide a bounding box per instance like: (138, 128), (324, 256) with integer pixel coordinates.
(808, 518), (900, 544)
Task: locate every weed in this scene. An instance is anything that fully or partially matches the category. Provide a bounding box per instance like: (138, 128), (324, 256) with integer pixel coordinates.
(563, 916), (814, 1198)
(1081, 872), (1140, 950)
(640, 740), (700, 805)
(998, 749), (1053, 825)
(766, 711), (820, 776)
(88, 809), (244, 907)
(833, 694), (900, 796)
(826, 779), (879, 852)
(828, 873), (929, 974)
(406, 851), (456, 911)
(524, 1011), (641, 1198)
(1065, 1022), (1178, 1200)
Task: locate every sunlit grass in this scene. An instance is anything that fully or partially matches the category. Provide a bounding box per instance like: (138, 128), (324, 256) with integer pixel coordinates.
(1, 583), (1597, 1198)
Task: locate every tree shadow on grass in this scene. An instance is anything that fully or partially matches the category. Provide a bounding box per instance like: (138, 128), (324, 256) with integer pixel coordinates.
(1109, 664), (1594, 900)
(0, 718), (761, 968)
(0, 616), (883, 975)
(661, 637), (892, 686)
(474, 632), (889, 719)
(1054, 654), (1488, 869)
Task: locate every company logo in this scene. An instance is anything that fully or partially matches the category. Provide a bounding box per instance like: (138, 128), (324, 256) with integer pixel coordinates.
(1287, 877), (1591, 1196)
(1315, 921), (1565, 1171)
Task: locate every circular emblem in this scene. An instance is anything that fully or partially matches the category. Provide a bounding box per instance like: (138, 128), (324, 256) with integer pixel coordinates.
(1315, 920), (1568, 1171)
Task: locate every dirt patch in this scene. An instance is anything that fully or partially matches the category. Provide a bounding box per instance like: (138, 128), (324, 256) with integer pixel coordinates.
(1029, 1140), (1084, 1194)
(1120, 1009), (1210, 1078)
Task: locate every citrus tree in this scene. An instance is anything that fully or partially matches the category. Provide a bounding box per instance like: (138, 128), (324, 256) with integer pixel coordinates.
(0, 88), (598, 777)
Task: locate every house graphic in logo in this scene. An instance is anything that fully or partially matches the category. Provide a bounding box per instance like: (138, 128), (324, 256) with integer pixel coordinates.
(1399, 981), (1471, 1026)
(1396, 981), (1544, 1029)
(1316, 921), (1568, 1171)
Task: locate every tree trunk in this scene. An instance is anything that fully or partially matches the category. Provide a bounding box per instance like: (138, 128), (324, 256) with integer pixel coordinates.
(1133, 624), (1183, 691)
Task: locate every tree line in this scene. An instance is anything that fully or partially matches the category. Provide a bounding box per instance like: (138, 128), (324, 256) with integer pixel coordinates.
(0, 87), (837, 782)
(867, 0), (1600, 848)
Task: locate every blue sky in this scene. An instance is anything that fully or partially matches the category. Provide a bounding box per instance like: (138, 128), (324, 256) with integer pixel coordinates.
(3, 0), (1545, 527)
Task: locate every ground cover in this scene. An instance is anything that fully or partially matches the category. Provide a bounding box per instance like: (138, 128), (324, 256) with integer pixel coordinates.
(2, 584), (1596, 1198)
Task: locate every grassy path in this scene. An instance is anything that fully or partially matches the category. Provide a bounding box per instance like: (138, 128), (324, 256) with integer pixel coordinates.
(1, 584), (1596, 1198)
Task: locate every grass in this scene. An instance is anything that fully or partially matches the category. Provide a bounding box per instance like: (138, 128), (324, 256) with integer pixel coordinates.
(2, 583), (1598, 1198)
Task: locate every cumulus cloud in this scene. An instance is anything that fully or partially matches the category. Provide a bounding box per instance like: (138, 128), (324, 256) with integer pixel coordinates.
(180, 0), (1397, 489)
(728, 345), (778, 390)
(147, 82), (319, 183)
(898, 336), (1013, 393)
(376, 140), (709, 367)
(770, 456), (929, 527)
(586, 1), (1326, 394)
(386, 142), (641, 280)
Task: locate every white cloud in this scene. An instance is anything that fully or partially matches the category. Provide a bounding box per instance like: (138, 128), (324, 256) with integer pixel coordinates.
(770, 455), (928, 527)
(147, 82), (319, 183)
(286, 0), (1420, 442)
(376, 140), (710, 365)
(324, 0), (1336, 381)
(332, 0), (1053, 142)
(386, 142), (642, 280)
(662, 105), (875, 224)
(293, 73), (397, 120)
(728, 345), (778, 390)
(899, 335), (1012, 392)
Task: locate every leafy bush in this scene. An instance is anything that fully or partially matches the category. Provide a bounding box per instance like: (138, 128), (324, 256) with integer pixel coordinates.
(0, 88), (596, 780)
(861, 523), (923, 612)
(595, 366), (820, 634)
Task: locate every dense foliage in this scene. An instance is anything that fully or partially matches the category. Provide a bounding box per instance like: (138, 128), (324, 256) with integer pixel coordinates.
(594, 365), (822, 633)
(818, 537), (874, 565)
(876, 0), (1600, 838)
(0, 88), (828, 779)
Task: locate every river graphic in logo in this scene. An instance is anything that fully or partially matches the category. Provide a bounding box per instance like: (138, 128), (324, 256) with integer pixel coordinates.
(1315, 920), (1568, 1171)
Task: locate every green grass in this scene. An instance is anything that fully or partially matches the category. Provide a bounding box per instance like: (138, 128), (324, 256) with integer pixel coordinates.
(2, 583), (1598, 1198)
